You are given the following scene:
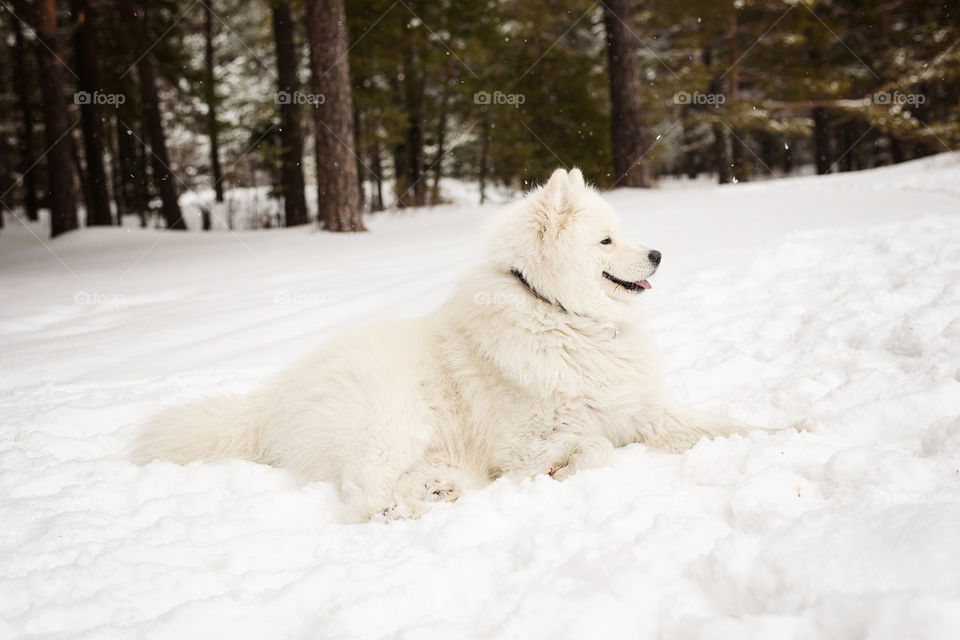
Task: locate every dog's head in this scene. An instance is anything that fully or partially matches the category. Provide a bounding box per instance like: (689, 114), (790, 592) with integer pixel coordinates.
(488, 168), (660, 321)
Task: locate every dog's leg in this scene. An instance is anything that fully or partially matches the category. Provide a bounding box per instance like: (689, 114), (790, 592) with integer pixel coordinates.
(544, 433), (615, 481)
(379, 455), (486, 520)
(496, 432), (614, 481)
(339, 466), (404, 523)
(636, 405), (773, 453)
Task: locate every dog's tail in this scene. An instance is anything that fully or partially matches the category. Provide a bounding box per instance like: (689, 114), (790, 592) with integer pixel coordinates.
(131, 393), (265, 466)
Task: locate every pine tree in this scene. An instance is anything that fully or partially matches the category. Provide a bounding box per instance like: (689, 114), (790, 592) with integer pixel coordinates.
(34, 0), (78, 237)
(203, 0), (224, 203)
(271, 0), (309, 226)
(603, 0), (654, 187)
(8, 3), (40, 221)
(305, 0), (364, 231)
(71, 0), (114, 225)
(125, 1), (185, 229)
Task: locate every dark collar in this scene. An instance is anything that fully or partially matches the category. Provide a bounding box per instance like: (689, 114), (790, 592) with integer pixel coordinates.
(508, 269), (620, 340)
(510, 268), (567, 313)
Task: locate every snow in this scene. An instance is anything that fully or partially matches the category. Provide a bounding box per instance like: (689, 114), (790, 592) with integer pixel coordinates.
(2, 155), (960, 639)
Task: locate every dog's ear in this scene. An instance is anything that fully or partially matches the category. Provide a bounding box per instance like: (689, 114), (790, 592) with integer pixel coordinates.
(540, 168), (571, 216)
(568, 168), (585, 189)
(532, 169), (576, 237)
(545, 168), (568, 195)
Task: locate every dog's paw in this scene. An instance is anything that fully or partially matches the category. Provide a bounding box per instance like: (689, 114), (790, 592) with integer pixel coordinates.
(374, 492), (432, 521)
(547, 461), (576, 481)
(421, 476), (463, 503)
(376, 473), (465, 522)
(374, 500), (423, 522)
(546, 436), (615, 481)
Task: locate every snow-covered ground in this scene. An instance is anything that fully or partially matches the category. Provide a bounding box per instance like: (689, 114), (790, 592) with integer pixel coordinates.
(2, 155), (960, 639)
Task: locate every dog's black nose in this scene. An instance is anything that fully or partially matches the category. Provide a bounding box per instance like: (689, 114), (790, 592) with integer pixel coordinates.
(648, 250), (662, 265)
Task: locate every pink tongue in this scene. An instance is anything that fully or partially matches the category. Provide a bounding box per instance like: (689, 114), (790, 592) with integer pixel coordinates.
(637, 280), (652, 290)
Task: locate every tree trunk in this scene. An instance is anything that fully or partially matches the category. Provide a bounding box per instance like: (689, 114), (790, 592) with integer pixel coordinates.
(730, 130), (747, 181)
(271, 1), (309, 226)
(137, 122), (152, 226)
(602, 0), (653, 187)
(354, 104), (365, 210)
(101, 111), (122, 225)
(0, 131), (12, 222)
(128, 4), (185, 229)
(431, 59), (453, 205)
(390, 14), (427, 209)
(805, 29), (832, 176)
(391, 69), (408, 208)
(304, 0), (364, 231)
(0, 42), (7, 224)
(369, 138), (384, 212)
(34, 0), (78, 237)
(680, 108), (698, 179)
(204, 0), (224, 202)
(72, 129), (94, 218)
(812, 107), (832, 174)
(10, 12), (40, 221)
(71, 0), (113, 225)
(478, 117), (490, 204)
(702, 46), (730, 184)
(782, 139), (793, 174)
(889, 135), (904, 164)
(115, 102), (149, 224)
(726, 12), (749, 183)
(838, 124), (854, 172)
(405, 73), (426, 207)
(431, 107), (447, 205)
(711, 125), (730, 184)
(758, 133), (777, 177)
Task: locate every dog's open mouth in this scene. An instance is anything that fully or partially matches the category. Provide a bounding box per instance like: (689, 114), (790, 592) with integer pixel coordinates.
(602, 271), (652, 292)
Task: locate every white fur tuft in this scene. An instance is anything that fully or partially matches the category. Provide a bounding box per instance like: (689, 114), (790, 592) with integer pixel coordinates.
(132, 394), (265, 465)
(568, 168), (585, 189)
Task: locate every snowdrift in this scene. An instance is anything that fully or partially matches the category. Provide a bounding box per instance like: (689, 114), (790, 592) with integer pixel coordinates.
(2, 155), (959, 639)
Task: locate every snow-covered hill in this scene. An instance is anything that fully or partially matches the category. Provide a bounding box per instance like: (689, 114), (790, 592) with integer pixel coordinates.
(2, 156), (960, 639)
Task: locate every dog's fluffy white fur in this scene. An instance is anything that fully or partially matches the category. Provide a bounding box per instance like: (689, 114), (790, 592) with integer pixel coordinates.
(134, 168), (769, 521)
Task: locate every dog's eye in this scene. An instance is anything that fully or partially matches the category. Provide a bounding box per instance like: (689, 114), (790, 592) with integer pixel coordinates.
(600, 237), (612, 245)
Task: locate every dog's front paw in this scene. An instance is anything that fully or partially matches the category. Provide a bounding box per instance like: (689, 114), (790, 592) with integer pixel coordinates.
(547, 461), (576, 481)
(377, 472), (466, 521)
(546, 436), (614, 481)
(375, 492), (433, 521)
(374, 500), (424, 522)
(425, 476), (463, 503)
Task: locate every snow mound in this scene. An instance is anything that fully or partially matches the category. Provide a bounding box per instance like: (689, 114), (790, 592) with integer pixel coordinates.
(2, 155), (959, 639)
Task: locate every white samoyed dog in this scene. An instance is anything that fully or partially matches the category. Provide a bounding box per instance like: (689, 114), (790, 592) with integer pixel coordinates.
(134, 168), (772, 521)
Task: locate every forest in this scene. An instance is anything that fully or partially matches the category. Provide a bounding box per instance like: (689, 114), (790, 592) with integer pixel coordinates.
(0, 0), (957, 237)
